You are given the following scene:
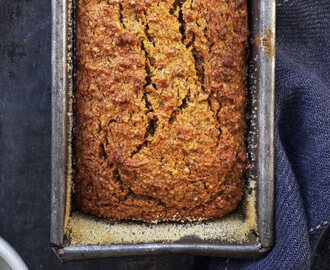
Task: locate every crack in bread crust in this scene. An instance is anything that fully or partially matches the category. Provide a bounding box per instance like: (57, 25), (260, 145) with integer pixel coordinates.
(74, 0), (248, 222)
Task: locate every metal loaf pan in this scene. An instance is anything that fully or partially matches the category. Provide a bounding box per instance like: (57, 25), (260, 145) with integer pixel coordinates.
(51, 0), (275, 261)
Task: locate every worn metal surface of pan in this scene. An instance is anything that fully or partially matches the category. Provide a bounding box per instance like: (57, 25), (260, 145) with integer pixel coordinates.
(51, 0), (275, 261)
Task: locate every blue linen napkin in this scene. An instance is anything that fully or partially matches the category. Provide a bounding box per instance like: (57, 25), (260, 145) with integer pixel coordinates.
(210, 0), (330, 269)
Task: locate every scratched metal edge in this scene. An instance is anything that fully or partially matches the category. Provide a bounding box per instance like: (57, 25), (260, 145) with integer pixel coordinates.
(50, 0), (275, 260)
(51, 0), (67, 247)
(252, 0), (275, 250)
(52, 243), (264, 262)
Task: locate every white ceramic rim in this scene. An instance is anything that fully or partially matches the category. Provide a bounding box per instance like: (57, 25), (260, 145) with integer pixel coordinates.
(0, 237), (28, 270)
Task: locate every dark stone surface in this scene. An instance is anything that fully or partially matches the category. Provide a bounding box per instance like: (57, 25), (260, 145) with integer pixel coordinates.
(0, 0), (210, 269)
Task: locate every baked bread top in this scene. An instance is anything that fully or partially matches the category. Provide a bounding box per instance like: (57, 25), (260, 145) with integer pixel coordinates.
(74, 0), (248, 222)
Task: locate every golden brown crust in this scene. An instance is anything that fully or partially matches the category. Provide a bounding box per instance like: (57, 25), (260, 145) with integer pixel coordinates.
(74, 0), (248, 222)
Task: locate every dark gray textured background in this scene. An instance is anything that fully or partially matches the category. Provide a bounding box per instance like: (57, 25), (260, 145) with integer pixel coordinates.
(0, 0), (210, 269)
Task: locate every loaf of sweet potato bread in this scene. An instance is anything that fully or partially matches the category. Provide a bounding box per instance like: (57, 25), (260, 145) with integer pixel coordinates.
(74, 0), (248, 222)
